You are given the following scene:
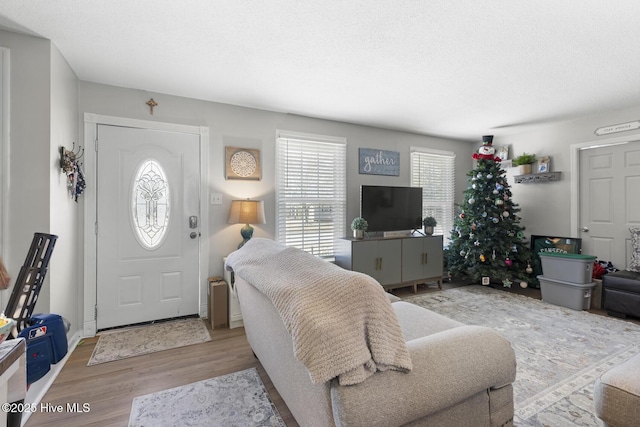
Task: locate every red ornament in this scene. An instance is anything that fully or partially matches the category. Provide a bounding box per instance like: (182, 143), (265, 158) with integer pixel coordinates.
(505, 258), (513, 267)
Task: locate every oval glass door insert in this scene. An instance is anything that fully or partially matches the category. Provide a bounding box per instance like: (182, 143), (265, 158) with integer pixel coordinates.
(132, 158), (170, 249)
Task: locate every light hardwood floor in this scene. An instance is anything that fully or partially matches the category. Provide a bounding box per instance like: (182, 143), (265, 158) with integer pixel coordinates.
(24, 281), (638, 426)
(24, 325), (298, 427)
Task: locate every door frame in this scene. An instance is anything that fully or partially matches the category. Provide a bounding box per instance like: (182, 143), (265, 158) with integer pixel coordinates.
(570, 133), (635, 238)
(83, 113), (210, 337)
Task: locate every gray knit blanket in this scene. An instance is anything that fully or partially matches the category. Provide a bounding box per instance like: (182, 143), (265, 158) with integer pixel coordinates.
(225, 238), (412, 385)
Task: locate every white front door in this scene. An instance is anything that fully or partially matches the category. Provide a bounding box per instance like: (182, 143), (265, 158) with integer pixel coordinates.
(96, 124), (201, 329)
(579, 140), (640, 269)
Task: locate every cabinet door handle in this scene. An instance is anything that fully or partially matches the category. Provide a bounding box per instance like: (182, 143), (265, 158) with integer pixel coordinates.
(424, 253), (428, 265)
(379, 257), (382, 270)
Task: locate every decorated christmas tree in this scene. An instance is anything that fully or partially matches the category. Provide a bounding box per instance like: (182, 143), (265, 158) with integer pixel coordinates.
(447, 136), (534, 288)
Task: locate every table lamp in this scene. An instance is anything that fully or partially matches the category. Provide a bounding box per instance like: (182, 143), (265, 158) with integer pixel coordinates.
(227, 199), (266, 249)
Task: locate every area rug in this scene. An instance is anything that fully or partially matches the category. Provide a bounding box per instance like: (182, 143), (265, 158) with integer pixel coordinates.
(404, 285), (640, 426)
(88, 318), (211, 366)
(128, 367), (286, 427)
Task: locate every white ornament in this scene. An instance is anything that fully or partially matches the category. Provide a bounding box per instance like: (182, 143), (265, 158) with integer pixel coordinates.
(502, 211), (510, 217)
(469, 198), (476, 204)
(487, 174), (493, 179)
(493, 189), (499, 195)
(520, 281), (528, 288)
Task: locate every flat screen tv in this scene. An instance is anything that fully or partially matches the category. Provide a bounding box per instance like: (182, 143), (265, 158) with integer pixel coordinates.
(361, 185), (423, 232)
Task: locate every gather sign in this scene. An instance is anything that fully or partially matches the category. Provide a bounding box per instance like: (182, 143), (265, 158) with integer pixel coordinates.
(358, 148), (400, 176)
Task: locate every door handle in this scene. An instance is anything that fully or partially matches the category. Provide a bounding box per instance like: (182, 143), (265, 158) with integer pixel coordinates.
(581, 227), (589, 232)
(189, 216), (198, 229)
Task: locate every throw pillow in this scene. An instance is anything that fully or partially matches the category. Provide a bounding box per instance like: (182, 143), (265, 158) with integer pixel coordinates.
(630, 227), (640, 273)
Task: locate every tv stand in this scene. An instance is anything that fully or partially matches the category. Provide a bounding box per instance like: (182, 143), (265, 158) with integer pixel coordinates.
(335, 235), (443, 293)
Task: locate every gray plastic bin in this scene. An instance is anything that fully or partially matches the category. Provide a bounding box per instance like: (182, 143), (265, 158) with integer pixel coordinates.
(539, 252), (596, 284)
(538, 275), (595, 310)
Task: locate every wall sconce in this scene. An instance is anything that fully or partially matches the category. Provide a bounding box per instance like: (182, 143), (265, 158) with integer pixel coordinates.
(227, 199), (266, 249)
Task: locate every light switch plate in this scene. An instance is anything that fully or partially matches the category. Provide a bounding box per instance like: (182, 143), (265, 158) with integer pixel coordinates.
(210, 193), (222, 205)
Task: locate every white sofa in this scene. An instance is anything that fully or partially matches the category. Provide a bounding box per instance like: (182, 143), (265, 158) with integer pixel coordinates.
(228, 239), (517, 426)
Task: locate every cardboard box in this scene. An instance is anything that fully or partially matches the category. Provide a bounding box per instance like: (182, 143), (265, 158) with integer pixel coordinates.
(208, 277), (228, 329)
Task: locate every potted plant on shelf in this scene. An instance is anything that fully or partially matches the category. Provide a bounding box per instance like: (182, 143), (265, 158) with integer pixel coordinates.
(350, 217), (368, 239)
(423, 216), (437, 236)
(512, 153), (537, 175)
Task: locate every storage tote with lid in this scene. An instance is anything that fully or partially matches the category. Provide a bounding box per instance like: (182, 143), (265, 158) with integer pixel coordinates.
(537, 275), (596, 310)
(539, 252), (596, 284)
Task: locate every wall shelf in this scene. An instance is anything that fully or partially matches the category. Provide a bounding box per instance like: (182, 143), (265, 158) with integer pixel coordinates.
(514, 171), (562, 183)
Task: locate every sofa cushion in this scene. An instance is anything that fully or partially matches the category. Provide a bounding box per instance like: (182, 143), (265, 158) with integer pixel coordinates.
(603, 269), (640, 293)
(594, 353), (640, 427)
(630, 227), (640, 273)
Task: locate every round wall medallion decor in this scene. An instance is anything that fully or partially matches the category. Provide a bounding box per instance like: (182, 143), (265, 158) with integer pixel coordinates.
(230, 150), (257, 177)
(225, 146), (261, 180)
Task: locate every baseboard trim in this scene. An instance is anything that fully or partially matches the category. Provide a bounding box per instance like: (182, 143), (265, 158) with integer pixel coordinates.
(22, 331), (82, 425)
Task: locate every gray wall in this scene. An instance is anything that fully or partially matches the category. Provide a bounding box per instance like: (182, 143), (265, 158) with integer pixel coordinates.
(0, 30), (51, 311)
(0, 30), (78, 331)
(497, 105), (640, 239)
(78, 82), (474, 283)
(49, 43), (80, 332)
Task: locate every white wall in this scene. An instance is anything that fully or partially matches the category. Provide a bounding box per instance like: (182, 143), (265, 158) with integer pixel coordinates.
(497, 105), (640, 238)
(78, 82), (473, 282)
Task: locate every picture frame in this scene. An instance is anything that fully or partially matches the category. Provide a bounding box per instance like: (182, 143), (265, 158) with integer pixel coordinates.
(225, 146), (261, 180)
(495, 145), (509, 160)
(537, 156), (551, 173)
(358, 148), (400, 176)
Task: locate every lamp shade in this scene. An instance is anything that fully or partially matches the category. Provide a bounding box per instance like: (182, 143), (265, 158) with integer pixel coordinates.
(227, 199), (266, 225)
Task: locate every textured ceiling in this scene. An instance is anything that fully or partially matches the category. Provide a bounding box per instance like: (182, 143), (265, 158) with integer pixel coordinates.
(1, 1), (639, 140)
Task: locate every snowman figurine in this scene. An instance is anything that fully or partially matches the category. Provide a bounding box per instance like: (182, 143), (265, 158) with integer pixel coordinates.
(473, 135), (500, 161)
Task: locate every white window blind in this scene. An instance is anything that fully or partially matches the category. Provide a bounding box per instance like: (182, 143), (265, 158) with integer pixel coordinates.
(276, 131), (346, 259)
(410, 147), (456, 245)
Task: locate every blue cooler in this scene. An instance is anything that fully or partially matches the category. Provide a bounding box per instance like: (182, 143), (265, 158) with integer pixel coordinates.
(18, 313), (68, 384)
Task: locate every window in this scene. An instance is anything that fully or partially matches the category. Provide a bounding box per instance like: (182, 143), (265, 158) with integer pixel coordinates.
(276, 131), (346, 259)
(410, 147), (456, 245)
(131, 158), (170, 249)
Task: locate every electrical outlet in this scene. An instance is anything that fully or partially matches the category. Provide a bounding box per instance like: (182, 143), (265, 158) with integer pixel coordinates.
(210, 193), (222, 205)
